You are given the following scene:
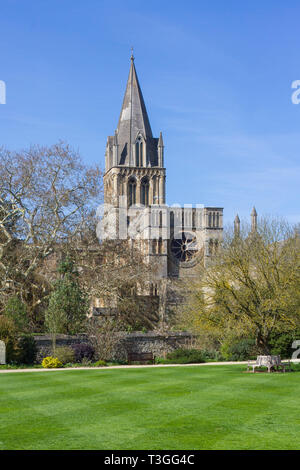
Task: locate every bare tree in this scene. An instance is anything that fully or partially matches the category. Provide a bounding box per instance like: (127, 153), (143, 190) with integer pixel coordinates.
(0, 142), (162, 332)
(71, 238), (161, 330)
(86, 316), (126, 362)
(0, 142), (102, 323)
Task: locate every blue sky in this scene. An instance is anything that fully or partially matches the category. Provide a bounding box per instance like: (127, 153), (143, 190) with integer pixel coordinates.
(0, 0), (299, 224)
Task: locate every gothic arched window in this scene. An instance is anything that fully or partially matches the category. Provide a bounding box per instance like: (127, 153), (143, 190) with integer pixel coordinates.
(135, 137), (143, 167)
(128, 177), (136, 206)
(141, 176), (149, 206)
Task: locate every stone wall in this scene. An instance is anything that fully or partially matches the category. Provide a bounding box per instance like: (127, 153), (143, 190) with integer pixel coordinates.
(34, 331), (194, 362)
(34, 334), (89, 362)
(121, 331), (194, 359)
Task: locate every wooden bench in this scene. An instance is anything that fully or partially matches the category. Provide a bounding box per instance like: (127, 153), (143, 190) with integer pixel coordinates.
(128, 352), (155, 365)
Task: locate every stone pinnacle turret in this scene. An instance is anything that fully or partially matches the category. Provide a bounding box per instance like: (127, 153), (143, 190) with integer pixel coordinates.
(251, 206), (257, 232)
(234, 214), (240, 237)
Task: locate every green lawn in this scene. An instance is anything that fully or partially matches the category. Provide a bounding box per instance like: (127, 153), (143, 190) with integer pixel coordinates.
(0, 365), (300, 450)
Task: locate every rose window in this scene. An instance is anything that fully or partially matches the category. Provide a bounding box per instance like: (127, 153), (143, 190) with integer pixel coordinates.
(170, 232), (198, 262)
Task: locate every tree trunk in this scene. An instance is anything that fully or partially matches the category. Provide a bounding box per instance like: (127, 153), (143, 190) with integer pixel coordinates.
(256, 330), (271, 355)
(51, 332), (57, 355)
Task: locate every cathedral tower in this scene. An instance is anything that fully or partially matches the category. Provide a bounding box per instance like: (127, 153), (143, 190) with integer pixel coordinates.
(102, 53), (223, 304)
(104, 53), (166, 209)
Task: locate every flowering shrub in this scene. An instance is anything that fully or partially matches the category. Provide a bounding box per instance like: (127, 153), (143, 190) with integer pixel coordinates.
(41, 356), (63, 368)
(36, 347), (51, 364)
(72, 343), (95, 362)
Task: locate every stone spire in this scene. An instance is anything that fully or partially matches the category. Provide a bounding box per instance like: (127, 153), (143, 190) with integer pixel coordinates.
(234, 214), (240, 237)
(105, 55), (164, 173)
(116, 54), (153, 166)
(251, 206), (257, 232)
(158, 132), (164, 167)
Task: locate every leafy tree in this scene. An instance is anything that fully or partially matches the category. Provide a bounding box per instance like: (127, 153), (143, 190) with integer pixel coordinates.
(46, 257), (88, 339)
(4, 295), (29, 332)
(182, 217), (300, 354)
(45, 306), (67, 354)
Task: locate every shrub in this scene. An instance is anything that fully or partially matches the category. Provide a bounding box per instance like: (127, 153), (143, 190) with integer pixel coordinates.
(36, 347), (52, 364)
(200, 349), (223, 361)
(269, 330), (300, 359)
(155, 357), (170, 364)
(221, 338), (257, 361)
(72, 343), (95, 363)
(17, 335), (37, 364)
(42, 357), (63, 368)
(54, 346), (75, 364)
(165, 348), (206, 364)
(94, 360), (107, 367)
(80, 357), (92, 366)
(0, 315), (19, 362)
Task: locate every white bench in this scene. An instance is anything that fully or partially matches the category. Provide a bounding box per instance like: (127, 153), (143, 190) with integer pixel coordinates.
(247, 355), (290, 373)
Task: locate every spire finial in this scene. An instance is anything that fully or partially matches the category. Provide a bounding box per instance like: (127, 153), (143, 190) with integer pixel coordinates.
(251, 206), (257, 217)
(130, 47), (134, 61)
